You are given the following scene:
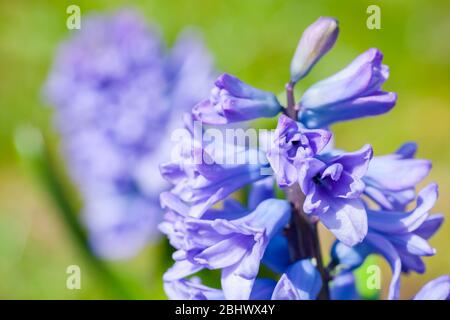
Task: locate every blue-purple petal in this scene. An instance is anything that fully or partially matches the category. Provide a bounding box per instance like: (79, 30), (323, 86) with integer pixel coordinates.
(164, 278), (224, 300)
(367, 183), (438, 234)
(413, 276), (450, 300)
(319, 198), (368, 246)
(262, 234), (291, 274)
(365, 154), (431, 191)
(299, 48), (396, 128)
(414, 214), (444, 240)
(271, 260), (322, 300)
(250, 279), (277, 300)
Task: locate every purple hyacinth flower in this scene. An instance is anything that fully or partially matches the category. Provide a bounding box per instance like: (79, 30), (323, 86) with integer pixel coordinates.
(164, 277), (276, 300)
(290, 17), (339, 83)
(159, 177), (276, 289)
(413, 275), (450, 300)
(160, 128), (268, 217)
(192, 73), (282, 124)
(267, 114), (332, 187)
(367, 183), (441, 282)
(164, 199), (291, 300)
(332, 183), (442, 300)
(299, 48), (397, 128)
(271, 259), (322, 300)
(364, 142), (431, 210)
(298, 144), (373, 246)
(44, 10), (214, 259)
(83, 193), (162, 259)
(159, 191), (248, 250)
(164, 277), (225, 300)
(158, 192), (191, 250)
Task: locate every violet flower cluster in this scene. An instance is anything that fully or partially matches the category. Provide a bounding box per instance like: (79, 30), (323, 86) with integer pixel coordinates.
(160, 17), (449, 300)
(44, 10), (214, 259)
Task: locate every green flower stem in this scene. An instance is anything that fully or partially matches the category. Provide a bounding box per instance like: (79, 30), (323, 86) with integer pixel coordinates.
(14, 126), (140, 299)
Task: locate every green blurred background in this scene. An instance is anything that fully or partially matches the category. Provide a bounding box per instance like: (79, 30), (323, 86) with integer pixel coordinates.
(0, 0), (449, 299)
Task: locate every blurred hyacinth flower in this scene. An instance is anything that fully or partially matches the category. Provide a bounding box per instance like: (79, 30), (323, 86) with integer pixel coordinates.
(44, 10), (215, 259)
(159, 16), (447, 300)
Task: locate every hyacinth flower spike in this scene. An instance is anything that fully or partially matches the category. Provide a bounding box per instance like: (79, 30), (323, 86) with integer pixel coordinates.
(160, 16), (446, 300)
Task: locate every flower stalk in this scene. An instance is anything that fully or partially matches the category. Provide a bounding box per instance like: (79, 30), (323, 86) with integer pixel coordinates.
(284, 83), (330, 300)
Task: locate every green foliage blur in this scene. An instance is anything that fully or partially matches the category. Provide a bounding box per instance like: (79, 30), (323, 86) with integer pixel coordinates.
(0, 0), (449, 299)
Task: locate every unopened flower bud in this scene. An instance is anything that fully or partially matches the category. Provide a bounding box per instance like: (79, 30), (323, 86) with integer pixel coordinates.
(290, 17), (339, 83)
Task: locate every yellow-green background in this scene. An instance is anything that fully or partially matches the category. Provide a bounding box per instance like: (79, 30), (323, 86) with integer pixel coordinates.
(0, 0), (449, 299)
